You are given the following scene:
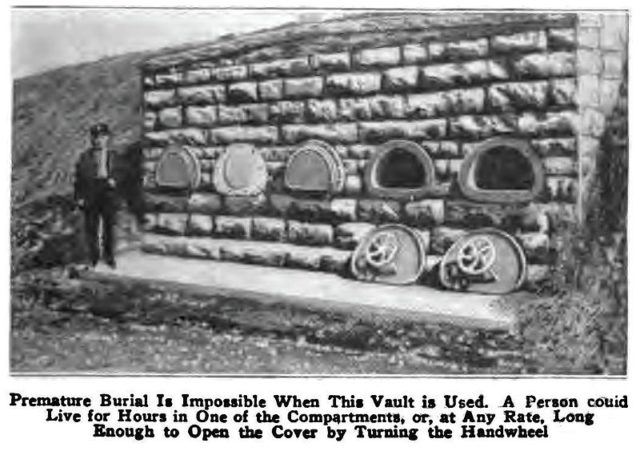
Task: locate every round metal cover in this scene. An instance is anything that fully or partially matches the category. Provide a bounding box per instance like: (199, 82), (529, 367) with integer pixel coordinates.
(284, 140), (345, 194)
(155, 146), (200, 189)
(439, 228), (527, 294)
(214, 143), (267, 196)
(351, 224), (426, 285)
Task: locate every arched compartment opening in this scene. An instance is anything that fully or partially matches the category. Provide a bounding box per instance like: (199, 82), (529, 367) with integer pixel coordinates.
(155, 146), (201, 190)
(284, 140), (345, 194)
(364, 140), (436, 200)
(458, 137), (544, 203)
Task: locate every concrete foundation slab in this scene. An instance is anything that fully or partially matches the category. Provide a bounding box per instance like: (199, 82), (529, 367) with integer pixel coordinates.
(87, 250), (515, 330)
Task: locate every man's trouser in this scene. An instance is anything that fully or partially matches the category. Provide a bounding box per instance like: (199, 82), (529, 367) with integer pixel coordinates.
(83, 180), (117, 265)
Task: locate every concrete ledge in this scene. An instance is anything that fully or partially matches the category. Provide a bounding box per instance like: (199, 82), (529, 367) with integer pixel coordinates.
(86, 251), (515, 331)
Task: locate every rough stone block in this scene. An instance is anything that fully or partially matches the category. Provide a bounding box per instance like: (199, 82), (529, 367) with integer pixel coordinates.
(306, 99), (339, 122)
(144, 193), (188, 213)
(287, 221), (334, 246)
(252, 217), (287, 241)
(543, 157), (577, 176)
(282, 123), (358, 144)
(357, 199), (402, 223)
(155, 213), (188, 235)
(258, 79), (284, 101)
(210, 65), (248, 82)
(359, 119), (447, 142)
(434, 159), (462, 179)
(185, 106), (218, 127)
(407, 88), (485, 118)
(256, 146), (294, 162)
(355, 46), (401, 67)
(143, 74), (155, 88)
(311, 52), (351, 72)
(224, 194), (268, 215)
(344, 174), (363, 195)
(219, 103), (269, 125)
(544, 176), (578, 202)
(420, 60), (508, 90)
(187, 214), (214, 235)
(430, 227), (467, 255)
(529, 202), (577, 230)
(144, 112), (157, 131)
(183, 67), (211, 84)
(144, 89), (176, 109)
(429, 38), (489, 60)
(404, 199), (445, 227)
(178, 84), (226, 104)
(547, 28), (576, 50)
(550, 78), (578, 107)
(487, 81), (548, 111)
(326, 72), (382, 95)
(517, 111), (578, 137)
(209, 126), (278, 145)
(266, 161), (285, 175)
(531, 138), (576, 157)
(318, 250), (351, 274)
(382, 66), (419, 91)
(187, 193), (223, 214)
(491, 31), (547, 53)
(340, 95), (406, 120)
(250, 57), (311, 78)
(214, 216), (252, 239)
(346, 145), (376, 160)
(269, 100), (306, 123)
(220, 243), (287, 267)
(514, 52), (576, 78)
(145, 128), (208, 146)
(403, 43), (428, 64)
(330, 198), (358, 221)
(449, 114), (518, 139)
(155, 70), (182, 86)
(284, 76), (324, 98)
(228, 81), (259, 103)
(334, 222), (375, 250)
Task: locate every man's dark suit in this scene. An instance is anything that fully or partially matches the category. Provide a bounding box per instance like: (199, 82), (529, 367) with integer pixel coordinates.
(74, 147), (118, 265)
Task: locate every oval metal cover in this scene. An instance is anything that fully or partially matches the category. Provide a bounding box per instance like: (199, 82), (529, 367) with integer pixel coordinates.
(155, 146), (200, 189)
(439, 228), (527, 294)
(351, 224), (426, 285)
(285, 140), (344, 193)
(214, 143), (267, 196)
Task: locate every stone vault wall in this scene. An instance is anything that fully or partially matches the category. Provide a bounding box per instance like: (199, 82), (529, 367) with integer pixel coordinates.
(137, 12), (625, 286)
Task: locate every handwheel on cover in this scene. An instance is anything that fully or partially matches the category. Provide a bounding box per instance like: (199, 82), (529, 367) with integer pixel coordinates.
(456, 236), (496, 275)
(364, 231), (399, 268)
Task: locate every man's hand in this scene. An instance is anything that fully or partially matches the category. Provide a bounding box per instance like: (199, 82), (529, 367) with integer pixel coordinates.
(107, 178), (116, 188)
(76, 199), (86, 210)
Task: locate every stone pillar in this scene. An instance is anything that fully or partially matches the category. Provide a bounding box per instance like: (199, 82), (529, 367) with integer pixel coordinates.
(576, 12), (628, 222)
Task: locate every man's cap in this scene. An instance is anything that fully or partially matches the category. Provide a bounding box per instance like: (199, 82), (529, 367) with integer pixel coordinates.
(89, 123), (110, 137)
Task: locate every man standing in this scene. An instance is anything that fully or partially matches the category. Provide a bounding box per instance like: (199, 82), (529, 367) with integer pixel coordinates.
(74, 123), (118, 268)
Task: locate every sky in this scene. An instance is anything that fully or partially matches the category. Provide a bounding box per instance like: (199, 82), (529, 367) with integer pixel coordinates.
(11, 8), (346, 79)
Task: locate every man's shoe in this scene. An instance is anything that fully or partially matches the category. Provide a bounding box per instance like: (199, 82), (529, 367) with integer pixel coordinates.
(105, 258), (117, 269)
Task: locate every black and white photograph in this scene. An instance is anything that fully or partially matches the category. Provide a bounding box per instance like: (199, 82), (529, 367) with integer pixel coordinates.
(10, 6), (628, 376)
